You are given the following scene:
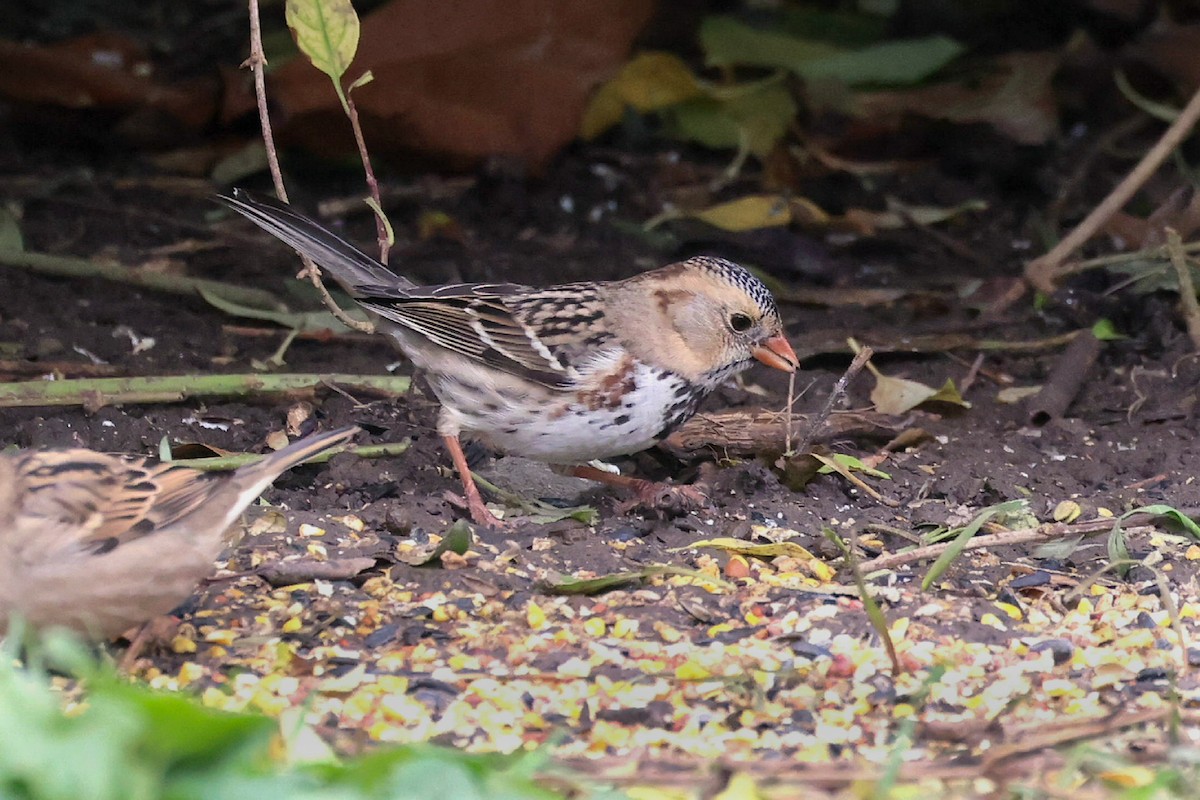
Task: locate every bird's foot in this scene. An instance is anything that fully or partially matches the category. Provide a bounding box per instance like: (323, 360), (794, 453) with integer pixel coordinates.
(444, 490), (515, 530)
(617, 479), (708, 515)
(570, 464), (708, 516)
(118, 615), (181, 671)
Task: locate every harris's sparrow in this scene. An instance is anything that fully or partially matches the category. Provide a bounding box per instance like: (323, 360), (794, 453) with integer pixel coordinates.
(220, 190), (798, 528)
(0, 426), (357, 638)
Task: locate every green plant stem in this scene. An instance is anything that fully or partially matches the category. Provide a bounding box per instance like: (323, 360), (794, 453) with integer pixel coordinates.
(0, 373), (410, 409)
(0, 250), (285, 311)
(173, 440), (410, 471)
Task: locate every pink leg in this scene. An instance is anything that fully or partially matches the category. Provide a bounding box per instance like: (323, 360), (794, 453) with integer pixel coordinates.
(443, 435), (510, 528)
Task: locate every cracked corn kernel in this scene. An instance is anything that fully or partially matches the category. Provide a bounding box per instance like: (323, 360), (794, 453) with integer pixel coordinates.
(177, 662), (205, 686)
(204, 629), (238, 645)
(583, 617), (606, 637)
(332, 514), (365, 531)
(526, 601), (547, 630)
(612, 618), (639, 638)
(298, 523), (326, 537)
(675, 661), (712, 680)
(995, 602), (1023, 620)
(171, 635), (197, 654)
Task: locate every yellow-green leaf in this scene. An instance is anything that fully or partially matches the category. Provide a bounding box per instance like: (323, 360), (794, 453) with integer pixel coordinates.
(676, 537), (818, 560)
(0, 204), (24, 253)
(581, 52), (701, 139)
(286, 0), (360, 82)
(814, 453), (891, 479)
(871, 372), (970, 415)
(690, 195), (791, 232)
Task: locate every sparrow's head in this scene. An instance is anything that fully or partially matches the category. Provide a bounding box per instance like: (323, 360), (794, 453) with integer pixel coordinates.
(606, 256), (797, 385)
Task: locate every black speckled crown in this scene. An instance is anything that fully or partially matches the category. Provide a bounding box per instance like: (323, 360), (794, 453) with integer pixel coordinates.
(689, 256), (779, 317)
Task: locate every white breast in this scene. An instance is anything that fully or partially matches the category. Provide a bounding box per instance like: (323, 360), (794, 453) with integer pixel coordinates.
(431, 348), (698, 464)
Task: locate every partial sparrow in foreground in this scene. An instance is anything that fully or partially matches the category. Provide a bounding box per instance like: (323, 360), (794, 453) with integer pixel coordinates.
(221, 190), (798, 528)
(0, 426), (357, 639)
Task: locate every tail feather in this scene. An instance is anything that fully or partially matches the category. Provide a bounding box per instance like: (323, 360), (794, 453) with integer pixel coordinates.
(219, 189), (410, 293)
(236, 425), (360, 492)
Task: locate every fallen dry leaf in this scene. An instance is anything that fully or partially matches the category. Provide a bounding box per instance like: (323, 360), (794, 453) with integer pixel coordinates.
(854, 50), (1061, 145)
(270, 0), (656, 170)
(0, 32), (216, 134)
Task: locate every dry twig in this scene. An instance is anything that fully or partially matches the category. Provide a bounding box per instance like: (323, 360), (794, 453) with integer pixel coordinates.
(1025, 82), (1200, 293)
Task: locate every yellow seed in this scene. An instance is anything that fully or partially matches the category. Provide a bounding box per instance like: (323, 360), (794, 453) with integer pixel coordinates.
(204, 629), (238, 646)
(979, 613), (1006, 631)
(995, 602), (1023, 620)
(1052, 500), (1082, 522)
(583, 617), (606, 637)
(332, 514), (365, 531)
(675, 660), (712, 680)
(527, 600), (547, 630)
(612, 618), (639, 638)
(177, 662), (205, 686)
(171, 635), (197, 654)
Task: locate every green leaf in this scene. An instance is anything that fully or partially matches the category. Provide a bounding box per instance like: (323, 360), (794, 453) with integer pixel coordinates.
(701, 16), (960, 86)
(94, 680), (276, 768)
(285, 0), (360, 82)
(399, 520), (474, 566)
(1107, 520), (1131, 578)
(922, 500), (1028, 590)
(667, 79), (795, 157)
(777, 6), (886, 46)
(1126, 504), (1200, 540)
(541, 565), (724, 595)
(1090, 318), (1127, 341)
(701, 16), (841, 71)
(0, 203), (25, 253)
(347, 70), (374, 92)
(198, 286), (363, 332)
(815, 453), (891, 479)
(799, 36), (962, 86)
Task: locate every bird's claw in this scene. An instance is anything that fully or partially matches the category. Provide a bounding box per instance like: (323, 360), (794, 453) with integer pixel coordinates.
(618, 480), (708, 515)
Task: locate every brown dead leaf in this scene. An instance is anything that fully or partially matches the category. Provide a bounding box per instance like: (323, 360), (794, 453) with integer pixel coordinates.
(1126, 22), (1200, 95)
(855, 51), (1061, 145)
(0, 33), (216, 132)
(1102, 185), (1200, 249)
(270, 0), (656, 170)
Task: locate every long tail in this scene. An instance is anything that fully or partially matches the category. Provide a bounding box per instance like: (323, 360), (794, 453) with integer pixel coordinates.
(218, 189), (411, 293)
(235, 425), (360, 493)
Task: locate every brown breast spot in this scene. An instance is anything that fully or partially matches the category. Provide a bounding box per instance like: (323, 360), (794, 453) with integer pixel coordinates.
(577, 354), (638, 411)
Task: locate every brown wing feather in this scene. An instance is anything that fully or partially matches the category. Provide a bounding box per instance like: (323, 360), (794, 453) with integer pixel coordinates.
(357, 284), (614, 387)
(14, 451), (224, 556)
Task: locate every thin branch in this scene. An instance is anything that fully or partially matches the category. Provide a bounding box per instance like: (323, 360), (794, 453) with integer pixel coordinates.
(1025, 82), (1200, 293)
(1166, 228), (1200, 351)
(242, 0), (374, 334)
(797, 347), (871, 455)
(858, 518), (1157, 573)
(344, 88), (390, 264)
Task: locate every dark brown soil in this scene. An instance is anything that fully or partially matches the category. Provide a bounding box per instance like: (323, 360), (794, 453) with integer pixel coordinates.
(3, 137), (1200, 784)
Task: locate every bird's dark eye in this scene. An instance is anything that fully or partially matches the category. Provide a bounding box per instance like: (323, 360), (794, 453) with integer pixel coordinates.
(729, 313), (754, 333)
